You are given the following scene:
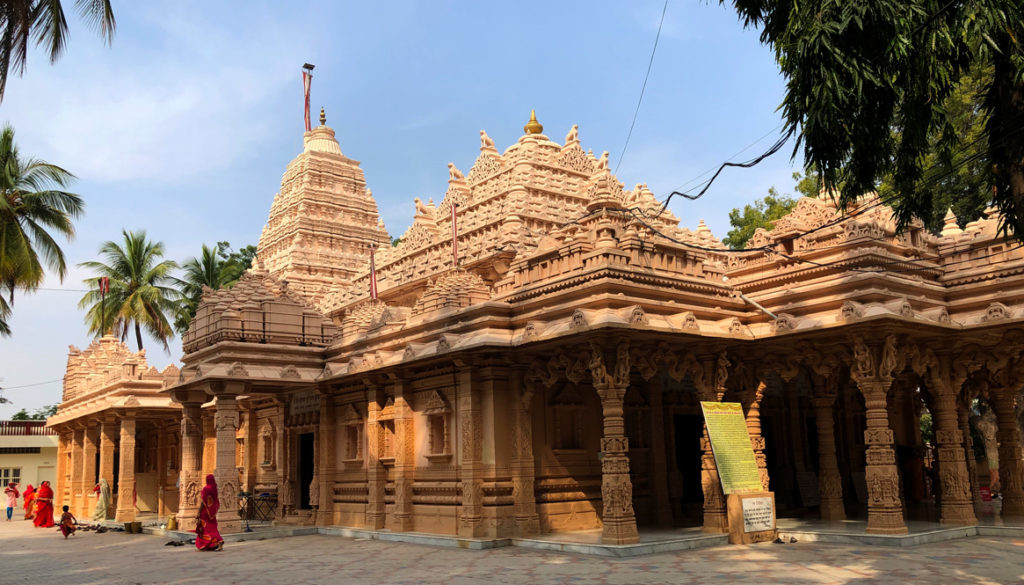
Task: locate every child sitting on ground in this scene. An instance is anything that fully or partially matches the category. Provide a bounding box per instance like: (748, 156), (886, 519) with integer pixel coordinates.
(59, 505), (77, 538)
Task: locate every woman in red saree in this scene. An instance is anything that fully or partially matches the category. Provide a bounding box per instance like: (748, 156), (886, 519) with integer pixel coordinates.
(195, 474), (223, 551)
(22, 484), (35, 520)
(32, 481), (54, 528)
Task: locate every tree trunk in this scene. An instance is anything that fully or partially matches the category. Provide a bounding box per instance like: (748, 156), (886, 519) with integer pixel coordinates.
(134, 321), (143, 351)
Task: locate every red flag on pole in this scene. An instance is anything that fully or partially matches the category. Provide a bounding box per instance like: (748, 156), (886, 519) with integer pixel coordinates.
(302, 71), (313, 132)
(451, 203), (458, 268)
(369, 246), (378, 300)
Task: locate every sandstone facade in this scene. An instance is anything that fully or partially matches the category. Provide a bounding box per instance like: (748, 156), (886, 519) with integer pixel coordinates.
(51, 111), (1024, 543)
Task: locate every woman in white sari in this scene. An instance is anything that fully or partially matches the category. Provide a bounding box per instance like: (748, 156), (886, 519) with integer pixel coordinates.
(92, 478), (111, 521)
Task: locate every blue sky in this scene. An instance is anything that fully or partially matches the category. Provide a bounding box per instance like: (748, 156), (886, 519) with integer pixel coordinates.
(0, 1), (804, 417)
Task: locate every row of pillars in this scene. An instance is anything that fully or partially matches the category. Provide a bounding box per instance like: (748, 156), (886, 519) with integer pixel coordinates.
(176, 391), (241, 533)
(58, 416), (138, 522)
(587, 350), (1024, 542)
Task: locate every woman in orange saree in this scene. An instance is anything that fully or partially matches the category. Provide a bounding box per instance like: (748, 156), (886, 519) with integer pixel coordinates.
(22, 484), (35, 520)
(194, 474), (223, 551)
(32, 481), (54, 528)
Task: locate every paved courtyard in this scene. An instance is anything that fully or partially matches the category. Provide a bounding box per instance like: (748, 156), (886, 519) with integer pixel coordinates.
(1, 519), (1021, 585)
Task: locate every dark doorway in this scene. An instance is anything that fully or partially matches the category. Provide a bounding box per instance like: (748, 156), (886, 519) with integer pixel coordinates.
(298, 432), (315, 510)
(674, 414), (704, 517)
(94, 451), (100, 486)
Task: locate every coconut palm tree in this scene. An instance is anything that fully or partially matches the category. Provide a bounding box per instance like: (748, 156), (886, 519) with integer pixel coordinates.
(173, 243), (233, 335)
(0, 0), (116, 100)
(0, 123), (83, 335)
(78, 229), (179, 351)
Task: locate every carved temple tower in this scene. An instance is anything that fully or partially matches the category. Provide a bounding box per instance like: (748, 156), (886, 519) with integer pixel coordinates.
(257, 108), (390, 311)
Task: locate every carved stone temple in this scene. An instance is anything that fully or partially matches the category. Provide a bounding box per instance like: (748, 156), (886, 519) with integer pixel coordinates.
(49, 110), (1024, 545)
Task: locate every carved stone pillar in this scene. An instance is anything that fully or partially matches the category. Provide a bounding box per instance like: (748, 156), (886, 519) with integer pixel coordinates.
(911, 353), (977, 527)
(316, 393), (336, 525)
(458, 365), (485, 538)
(156, 422), (167, 518)
(957, 397), (984, 516)
(213, 394), (241, 533)
(591, 341), (639, 545)
(850, 335), (906, 534)
(176, 401), (203, 531)
(512, 368), (540, 536)
(55, 432), (69, 510)
(69, 427), (84, 517)
(647, 376), (674, 529)
(741, 381), (770, 492)
(115, 416), (137, 522)
(993, 387), (1024, 517)
(99, 417), (116, 519)
(80, 424), (98, 517)
(696, 353), (729, 533)
(202, 414), (216, 477)
(811, 375), (845, 521)
(857, 378), (906, 533)
(365, 386), (385, 529)
(388, 377), (414, 532)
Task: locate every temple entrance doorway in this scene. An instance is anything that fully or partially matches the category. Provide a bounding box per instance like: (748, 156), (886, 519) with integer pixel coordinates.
(298, 432), (315, 510)
(673, 414), (703, 522)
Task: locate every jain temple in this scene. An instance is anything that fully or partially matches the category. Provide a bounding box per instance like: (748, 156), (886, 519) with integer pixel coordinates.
(46, 107), (1024, 549)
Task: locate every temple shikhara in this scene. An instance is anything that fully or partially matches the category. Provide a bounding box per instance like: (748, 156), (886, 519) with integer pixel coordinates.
(47, 101), (1024, 550)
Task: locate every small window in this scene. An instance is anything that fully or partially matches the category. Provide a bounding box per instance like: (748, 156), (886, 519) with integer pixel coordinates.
(381, 421), (395, 459)
(428, 414), (447, 455)
(0, 467), (21, 486)
(345, 425), (361, 460)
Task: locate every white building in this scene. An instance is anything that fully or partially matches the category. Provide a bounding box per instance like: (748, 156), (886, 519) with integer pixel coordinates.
(0, 421), (59, 488)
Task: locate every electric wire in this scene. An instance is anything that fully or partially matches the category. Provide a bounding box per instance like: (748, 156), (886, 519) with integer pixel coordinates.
(615, 0), (669, 174)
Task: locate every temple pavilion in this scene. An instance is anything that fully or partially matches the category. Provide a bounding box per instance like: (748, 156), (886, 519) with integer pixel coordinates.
(48, 108), (1024, 546)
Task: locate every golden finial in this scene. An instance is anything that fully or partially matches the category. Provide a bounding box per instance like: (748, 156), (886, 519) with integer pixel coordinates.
(319, 107), (326, 126)
(523, 109), (543, 135)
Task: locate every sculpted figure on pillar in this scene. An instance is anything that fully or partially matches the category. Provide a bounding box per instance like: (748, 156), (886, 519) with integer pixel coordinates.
(849, 334), (908, 534)
(983, 346), (1024, 518)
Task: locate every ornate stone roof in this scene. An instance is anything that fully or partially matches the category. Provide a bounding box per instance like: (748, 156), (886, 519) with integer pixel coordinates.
(256, 113), (390, 311)
(181, 261), (338, 354)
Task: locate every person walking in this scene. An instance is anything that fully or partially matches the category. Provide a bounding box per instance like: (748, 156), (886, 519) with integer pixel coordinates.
(194, 474), (224, 551)
(4, 483), (18, 521)
(32, 481), (54, 528)
(22, 484), (35, 520)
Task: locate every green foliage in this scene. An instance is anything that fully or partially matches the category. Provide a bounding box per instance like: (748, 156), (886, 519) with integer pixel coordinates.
(173, 241), (256, 335)
(722, 171), (815, 249)
(10, 404), (57, 420)
(919, 412), (934, 445)
(391, 237), (401, 247)
(0, 1), (116, 100)
(726, 0), (1024, 237)
(78, 230), (180, 351)
(0, 123), (84, 336)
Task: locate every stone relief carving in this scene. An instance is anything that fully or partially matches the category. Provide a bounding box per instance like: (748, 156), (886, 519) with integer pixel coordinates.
(981, 302), (1011, 322)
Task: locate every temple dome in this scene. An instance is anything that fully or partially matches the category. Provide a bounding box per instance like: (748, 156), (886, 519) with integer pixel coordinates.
(303, 124), (343, 155)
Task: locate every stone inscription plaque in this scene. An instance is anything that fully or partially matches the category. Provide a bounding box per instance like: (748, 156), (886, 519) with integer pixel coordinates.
(700, 402), (763, 494)
(741, 496), (775, 532)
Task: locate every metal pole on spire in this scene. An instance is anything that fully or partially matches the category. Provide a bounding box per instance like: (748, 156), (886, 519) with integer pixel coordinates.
(302, 63), (315, 132)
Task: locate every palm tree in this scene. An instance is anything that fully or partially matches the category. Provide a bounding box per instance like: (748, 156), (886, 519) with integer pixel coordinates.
(0, 0), (116, 100)
(78, 229), (179, 351)
(0, 123), (83, 335)
(173, 243), (232, 335)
